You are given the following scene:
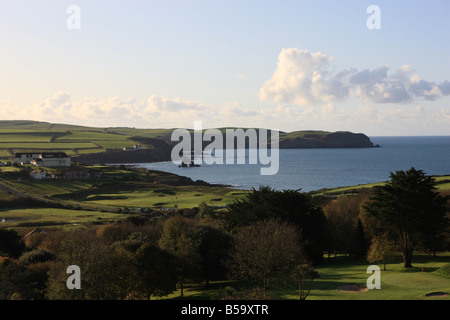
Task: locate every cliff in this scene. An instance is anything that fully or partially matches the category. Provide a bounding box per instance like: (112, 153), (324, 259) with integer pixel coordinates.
(278, 131), (377, 148)
(0, 121), (379, 165)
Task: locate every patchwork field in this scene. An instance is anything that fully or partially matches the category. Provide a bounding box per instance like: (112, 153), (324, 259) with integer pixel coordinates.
(0, 164), (247, 231)
(0, 121), (174, 160)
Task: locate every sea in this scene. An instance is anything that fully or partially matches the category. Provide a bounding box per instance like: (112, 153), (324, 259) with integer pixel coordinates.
(129, 136), (450, 192)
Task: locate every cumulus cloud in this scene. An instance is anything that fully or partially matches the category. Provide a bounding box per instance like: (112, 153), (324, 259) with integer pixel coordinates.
(0, 92), (271, 129)
(259, 49), (350, 106)
(259, 48), (450, 106)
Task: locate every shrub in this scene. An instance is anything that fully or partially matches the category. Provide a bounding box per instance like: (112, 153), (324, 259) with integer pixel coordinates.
(434, 263), (450, 279)
(18, 249), (56, 265)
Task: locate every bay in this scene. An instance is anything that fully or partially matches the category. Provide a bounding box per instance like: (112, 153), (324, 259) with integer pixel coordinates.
(131, 136), (450, 192)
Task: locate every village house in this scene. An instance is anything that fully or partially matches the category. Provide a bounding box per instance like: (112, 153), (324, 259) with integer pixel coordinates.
(30, 169), (46, 180)
(32, 152), (71, 167)
(29, 166), (95, 180)
(13, 153), (41, 164)
(14, 152), (71, 167)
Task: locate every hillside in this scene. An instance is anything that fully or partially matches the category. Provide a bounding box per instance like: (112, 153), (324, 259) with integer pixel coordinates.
(278, 130), (377, 148)
(0, 120), (378, 163)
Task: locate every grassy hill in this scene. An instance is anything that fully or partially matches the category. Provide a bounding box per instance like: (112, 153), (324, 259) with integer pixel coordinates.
(312, 174), (450, 197)
(0, 120), (174, 161)
(0, 164), (248, 231)
(0, 120), (377, 162)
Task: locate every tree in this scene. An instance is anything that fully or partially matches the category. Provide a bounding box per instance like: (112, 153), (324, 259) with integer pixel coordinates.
(0, 258), (37, 300)
(367, 234), (397, 271)
(0, 228), (25, 258)
(323, 195), (362, 257)
(133, 243), (177, 299)
(227, 219), (305, 297)
(364, 168), (449, 268)
(46, 229), (134, 300)
(198, 201), (214, 218)
(188, 224), (232, 286)
(226, 186), (326, 264)
(350, 218), (370, 257)
(292, 263), (320, 300)
(158, 216), (199, 296)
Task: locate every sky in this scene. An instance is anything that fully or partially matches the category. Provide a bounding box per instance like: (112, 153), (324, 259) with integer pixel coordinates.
(0, 0), (449, 136)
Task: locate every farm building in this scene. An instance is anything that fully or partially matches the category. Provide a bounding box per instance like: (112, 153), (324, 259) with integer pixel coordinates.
(26, 152), (71, 167)
(13, 153), (41, 164)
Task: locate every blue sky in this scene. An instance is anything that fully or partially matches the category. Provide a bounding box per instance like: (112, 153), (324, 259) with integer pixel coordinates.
(1, 0), (449, 135)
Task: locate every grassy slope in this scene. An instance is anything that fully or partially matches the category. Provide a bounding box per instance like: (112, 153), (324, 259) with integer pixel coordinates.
(0, 121), (150, 159)
(167, 253), (450, 300)
(0, 120), (375, 160)
(0, 164), (247, 231)
(313, 175), (450, 197)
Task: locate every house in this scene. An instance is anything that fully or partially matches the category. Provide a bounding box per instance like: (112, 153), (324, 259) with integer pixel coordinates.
(123, 145), (142, 151)
(30, 169), (46, 180)
(13, 153), (41, 164)
(63, 167), (91, 179)
(30, 152), (71, 167)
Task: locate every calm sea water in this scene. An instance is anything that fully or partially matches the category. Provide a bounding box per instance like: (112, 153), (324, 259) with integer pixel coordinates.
(131, 136), (450, 192)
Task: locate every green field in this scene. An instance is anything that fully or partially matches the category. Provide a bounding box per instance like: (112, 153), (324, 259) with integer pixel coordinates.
(166, 254), (450, 300)
(0, 160), (449, 301)
(0, 207), (122, 229)
(74, 184), (243, 209)
(0, 164), (248, 230)
(0, 120), (380, 160)
(0, 121), (158, 159)
(0, 133), (53, 142)
(314, 174), (450, 196)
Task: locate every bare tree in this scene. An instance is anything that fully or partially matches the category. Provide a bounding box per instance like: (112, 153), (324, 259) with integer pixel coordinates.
(227, 219), (305, 297)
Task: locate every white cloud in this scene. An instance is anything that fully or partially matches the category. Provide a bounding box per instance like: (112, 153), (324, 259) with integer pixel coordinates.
(259, 48), (450, 106)
(259, 48), (349, 106)
(1, 89), (449, 136)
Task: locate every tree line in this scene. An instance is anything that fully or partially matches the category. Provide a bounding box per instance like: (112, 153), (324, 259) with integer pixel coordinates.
(0, 167), (449, 300)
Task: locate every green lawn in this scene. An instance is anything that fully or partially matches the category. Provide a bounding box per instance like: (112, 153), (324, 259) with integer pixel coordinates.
(57, 183), (244, 209)
(165, 253), (450, 300)
(316, 175), (450, 196)
(5, 179), (94, 197)
(302, 254), (450, 300)
(0, 207), (124, 230)
(0, 165), (248, 230)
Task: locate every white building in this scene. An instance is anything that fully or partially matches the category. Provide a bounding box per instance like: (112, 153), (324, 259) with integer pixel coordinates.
(13, 153), (41, 164)
(28, 152), (71, 167)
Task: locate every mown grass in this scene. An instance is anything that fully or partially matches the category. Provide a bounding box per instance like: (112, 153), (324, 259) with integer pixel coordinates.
(0, 207), (123, 230)
(315, 175), (450, 196)
(0, 165), (247, 230)
(165, 253), (450, 300)
(55, 182), (243, 209)
(300, 254), (450, 300)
